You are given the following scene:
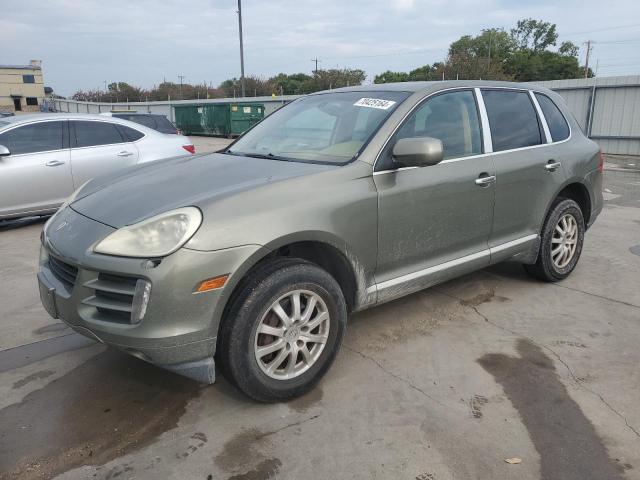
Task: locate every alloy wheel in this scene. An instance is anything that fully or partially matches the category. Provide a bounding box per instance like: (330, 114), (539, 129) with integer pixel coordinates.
(551, 213), (578, 269)
(254, 289), (330, 380)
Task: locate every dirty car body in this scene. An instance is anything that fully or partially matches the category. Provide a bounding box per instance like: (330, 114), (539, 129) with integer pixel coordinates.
(38, 81), (603, 400)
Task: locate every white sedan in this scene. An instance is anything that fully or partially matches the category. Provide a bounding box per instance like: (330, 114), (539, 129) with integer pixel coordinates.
(0, 113), (196, 220)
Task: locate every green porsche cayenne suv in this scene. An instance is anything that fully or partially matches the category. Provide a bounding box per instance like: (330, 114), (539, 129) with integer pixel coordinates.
(38, 81), (603, 401)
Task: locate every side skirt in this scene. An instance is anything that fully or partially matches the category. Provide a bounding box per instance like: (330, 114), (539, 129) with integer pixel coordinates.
(365, 234), (539, 306)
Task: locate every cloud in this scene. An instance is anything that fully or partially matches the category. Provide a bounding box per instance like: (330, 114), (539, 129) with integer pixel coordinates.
(2, 0), (639, 95)
(392, 0), (415, 10)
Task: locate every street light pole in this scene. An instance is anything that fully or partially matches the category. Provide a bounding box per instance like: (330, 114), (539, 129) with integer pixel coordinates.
(237, 0), (246, 97)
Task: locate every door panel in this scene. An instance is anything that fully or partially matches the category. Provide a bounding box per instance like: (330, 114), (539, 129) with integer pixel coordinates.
(0, 121), (73, 218)
(480, 89), (566, 251)
(374, 89), (494, 297)
(69, 120), (139, 187)
(375, 158), (495, 285)
(489, 147), (565, 249)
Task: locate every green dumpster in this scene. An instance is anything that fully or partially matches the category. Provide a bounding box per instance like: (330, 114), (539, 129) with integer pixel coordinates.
(174, 103), (264, 137)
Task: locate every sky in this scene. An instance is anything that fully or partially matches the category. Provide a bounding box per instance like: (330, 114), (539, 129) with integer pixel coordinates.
(2, 0), (640, 96)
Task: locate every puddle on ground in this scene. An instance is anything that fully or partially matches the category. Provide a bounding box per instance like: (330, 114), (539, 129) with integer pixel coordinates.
(0, 349), (203, 480)
(478, 339), (625, 480)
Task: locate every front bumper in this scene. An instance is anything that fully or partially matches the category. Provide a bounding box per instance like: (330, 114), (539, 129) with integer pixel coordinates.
(38, 206), (265, 383)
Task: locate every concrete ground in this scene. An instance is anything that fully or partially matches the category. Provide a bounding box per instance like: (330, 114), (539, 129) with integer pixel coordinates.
(0, 141), (638, 480)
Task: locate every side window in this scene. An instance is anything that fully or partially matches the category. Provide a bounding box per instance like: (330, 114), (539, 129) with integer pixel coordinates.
(379, 90), (482, 170)
(118, 125), (145, 142)
(73, 121), (124, 148)
(0, 121), (63, 155)
(535, 93), (570, 142)
(482, 90), (542, 151)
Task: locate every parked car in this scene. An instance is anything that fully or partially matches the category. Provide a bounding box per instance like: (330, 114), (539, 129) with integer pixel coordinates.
(0, 114), (195, 220)
(0, 111), (15, 117)
(100, 112), (181, 135)
(38, 81), (603, 401)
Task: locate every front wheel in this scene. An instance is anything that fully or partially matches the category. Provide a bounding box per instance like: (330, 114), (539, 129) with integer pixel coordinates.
(524, 198), (585, 282)
(217, 258), (347, 402)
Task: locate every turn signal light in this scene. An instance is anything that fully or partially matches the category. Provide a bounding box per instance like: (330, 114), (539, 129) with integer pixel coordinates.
(183, 144), (196, 154)
(195, 274), (229, 293)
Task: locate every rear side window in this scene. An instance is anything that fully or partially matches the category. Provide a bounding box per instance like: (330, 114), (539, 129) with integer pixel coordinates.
(0, 121), (63, 155)
(152, 116), (178, 134)
(482, 90), (542, 152)
(535, 93), (570, 142)
(118, 125), (145, 141)
(73, 121), (124, 147)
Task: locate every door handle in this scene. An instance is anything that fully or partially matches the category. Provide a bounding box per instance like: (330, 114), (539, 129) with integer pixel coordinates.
(116, 151), (133, 157)
(45, 160), (66, 167)
(475, 174), (496, 186)
(545, 160), (561, 172)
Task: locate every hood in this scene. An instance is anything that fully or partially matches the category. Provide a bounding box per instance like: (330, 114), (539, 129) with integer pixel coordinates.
(71, 152), (334, 227)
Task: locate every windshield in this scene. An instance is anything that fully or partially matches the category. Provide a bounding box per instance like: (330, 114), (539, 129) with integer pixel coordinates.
(226, 91), (410, 164)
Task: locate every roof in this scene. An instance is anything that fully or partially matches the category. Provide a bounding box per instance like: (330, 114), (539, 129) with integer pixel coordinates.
(0, 113), (158, 134)
(314, 80), (555, 95)
(0, 65), (41, 70)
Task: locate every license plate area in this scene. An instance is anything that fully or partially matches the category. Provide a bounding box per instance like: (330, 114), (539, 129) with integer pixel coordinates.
(39, 278), (58, 319)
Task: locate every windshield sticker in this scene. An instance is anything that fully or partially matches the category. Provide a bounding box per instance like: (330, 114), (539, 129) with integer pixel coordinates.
(354, 98), (396, 110)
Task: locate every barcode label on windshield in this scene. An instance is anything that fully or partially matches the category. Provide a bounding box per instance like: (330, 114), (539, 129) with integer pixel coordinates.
(354, 98), (396, 110)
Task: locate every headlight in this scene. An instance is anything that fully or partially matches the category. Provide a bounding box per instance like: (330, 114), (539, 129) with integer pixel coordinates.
(94, 207), (202, 257)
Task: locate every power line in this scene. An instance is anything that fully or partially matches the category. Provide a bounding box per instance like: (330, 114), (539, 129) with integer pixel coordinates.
(560, 23), (640, 37)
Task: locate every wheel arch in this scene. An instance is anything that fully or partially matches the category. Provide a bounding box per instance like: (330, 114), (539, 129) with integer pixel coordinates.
(553, 181), (592, 226)
(214, 232), (371, 348)
(556, 181), (591, 226)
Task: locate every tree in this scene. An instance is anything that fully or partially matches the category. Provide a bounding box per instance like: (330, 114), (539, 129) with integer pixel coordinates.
(511, 18), (557, 52)
(505, 19), (590, 81)
(219, 76), (277, 97)
(271, 73), (313, 94)
(305, 68), (366, 90)
(373, 70), (410, 83)
(449, 29), (515, 66)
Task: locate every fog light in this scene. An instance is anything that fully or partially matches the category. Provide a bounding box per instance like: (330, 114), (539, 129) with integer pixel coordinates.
(131, 279), (152, 324)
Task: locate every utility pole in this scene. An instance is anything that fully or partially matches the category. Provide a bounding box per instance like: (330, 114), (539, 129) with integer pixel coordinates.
(583, 40), (593, 79)
(237, 0), (246, 97)
(178, 75), (185, 99)
(311, 58), (320, 75)
(487, 30), (492, 74)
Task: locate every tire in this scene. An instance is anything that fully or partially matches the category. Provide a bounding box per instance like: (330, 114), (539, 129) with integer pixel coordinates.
(524, 198), (585, 282)
(217, 258), (347, 402)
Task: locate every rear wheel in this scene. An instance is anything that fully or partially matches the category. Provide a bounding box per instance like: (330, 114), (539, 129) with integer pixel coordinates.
(525, 198), (585, 282)
(217, 258), (347, 402)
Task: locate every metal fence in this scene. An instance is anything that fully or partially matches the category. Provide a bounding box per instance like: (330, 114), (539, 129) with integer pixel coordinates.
(55, 75), (640, 155)
(53, 95), (297, 122)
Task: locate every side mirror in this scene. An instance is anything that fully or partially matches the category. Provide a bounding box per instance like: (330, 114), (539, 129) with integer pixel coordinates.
(392, 137), (443, 168)
(0, 145), (10, 157)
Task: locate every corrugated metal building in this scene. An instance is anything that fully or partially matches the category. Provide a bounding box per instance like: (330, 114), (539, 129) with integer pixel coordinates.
(533, 76), (640, 155)
(55, 75), (640, 155)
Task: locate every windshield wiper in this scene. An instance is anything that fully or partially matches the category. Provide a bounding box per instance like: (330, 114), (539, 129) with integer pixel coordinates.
(224, 150), (293, 162)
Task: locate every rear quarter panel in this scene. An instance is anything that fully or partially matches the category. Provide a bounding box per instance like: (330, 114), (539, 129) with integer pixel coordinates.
(136, 133), (191, 163)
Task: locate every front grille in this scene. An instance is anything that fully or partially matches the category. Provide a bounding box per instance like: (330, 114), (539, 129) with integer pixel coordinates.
(83, 273), (138, 324)
(48, 255), (78, 288)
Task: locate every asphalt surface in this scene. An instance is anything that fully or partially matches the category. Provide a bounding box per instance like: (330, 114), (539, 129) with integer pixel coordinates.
(0, 143), (638, 480)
